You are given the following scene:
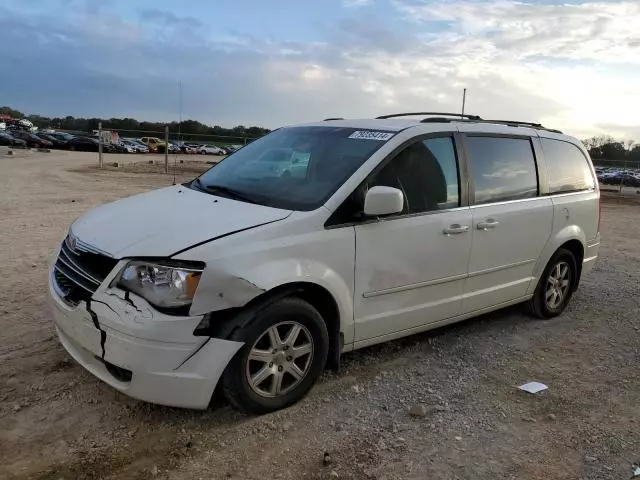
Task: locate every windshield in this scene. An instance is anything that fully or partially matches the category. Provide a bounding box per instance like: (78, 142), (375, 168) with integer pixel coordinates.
(192, 126), (395, 210)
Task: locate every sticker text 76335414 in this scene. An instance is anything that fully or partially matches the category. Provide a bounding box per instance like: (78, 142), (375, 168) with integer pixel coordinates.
(348, 131), (395, 141)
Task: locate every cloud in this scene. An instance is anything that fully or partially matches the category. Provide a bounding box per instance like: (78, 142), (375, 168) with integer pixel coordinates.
(395, 0), (640, 64)
(139, 8), (204, 28)
(388, 0), (640, 138)
(0, 0), (638, 140)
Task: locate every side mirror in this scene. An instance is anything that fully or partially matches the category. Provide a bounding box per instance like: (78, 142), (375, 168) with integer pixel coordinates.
(364, 186), (404, 216)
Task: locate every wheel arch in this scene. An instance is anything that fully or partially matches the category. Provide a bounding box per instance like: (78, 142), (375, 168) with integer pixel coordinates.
(201, 281), (346, 370)
(248, 282), (343, 369)
(530, 227), (586, 295)
(557, 239), (584, 290)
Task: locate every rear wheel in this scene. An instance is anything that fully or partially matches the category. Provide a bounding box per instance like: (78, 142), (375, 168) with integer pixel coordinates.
(526, 248), (577, 318)
(221, 297), (329, 414)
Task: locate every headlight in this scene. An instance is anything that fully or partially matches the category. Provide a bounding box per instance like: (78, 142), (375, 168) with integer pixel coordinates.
(116, 261), (204, 309)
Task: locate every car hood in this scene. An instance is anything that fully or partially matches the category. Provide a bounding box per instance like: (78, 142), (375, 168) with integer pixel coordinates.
(70, 185), (292, 258)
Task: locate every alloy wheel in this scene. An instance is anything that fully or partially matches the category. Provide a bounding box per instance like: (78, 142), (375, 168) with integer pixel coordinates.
(245, 321), (314, 398)
(545, 261), (571, 310)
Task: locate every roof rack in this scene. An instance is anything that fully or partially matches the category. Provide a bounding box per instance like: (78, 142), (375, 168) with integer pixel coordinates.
(480, 119), (563, 134)
(376, 112), (483, 121)
(373, 112), (562, 133)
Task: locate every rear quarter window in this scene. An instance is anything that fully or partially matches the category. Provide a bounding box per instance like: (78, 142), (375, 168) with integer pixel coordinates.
(540, 138), (595, 194)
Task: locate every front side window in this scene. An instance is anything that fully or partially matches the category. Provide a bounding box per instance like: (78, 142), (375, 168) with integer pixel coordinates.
(466, 136), (538, 204)
(192, 126), (395, 211)
(540, 138), (595, 194)
(368, 136), (460, 214)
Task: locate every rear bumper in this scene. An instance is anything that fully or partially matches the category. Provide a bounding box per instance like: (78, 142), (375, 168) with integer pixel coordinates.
(48, 273), (243, 409)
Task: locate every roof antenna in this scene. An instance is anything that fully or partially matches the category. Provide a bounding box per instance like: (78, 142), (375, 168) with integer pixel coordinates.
(173, 80), (182, 186)
(461, 88), (467, 119)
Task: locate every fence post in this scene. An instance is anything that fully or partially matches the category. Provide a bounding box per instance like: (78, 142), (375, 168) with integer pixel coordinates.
(98, 122), (103, 168)
(619, 156), (628, 193)
(164, 125), (169, 174)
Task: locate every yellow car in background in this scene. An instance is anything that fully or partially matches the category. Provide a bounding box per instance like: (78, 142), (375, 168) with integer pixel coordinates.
(139, 137), (167, 153)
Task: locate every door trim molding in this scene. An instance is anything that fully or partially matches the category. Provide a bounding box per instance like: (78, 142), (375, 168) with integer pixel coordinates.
(467, 258), (536, 278)
(363, 272), (467, 298)
(365, 258), (536, 298)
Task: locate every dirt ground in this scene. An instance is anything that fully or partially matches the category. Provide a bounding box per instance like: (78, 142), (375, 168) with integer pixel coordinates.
(1, 149), (639, 480)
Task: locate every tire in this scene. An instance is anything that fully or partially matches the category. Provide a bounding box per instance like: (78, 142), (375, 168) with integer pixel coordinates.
(526, 248), (577, 319)
(221, 297), (329, 414)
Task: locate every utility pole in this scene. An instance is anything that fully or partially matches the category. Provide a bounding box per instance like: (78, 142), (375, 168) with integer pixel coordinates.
(164, 125), (169, 174)
(179, 80), (183, 144)
(461, 88), (467, 118)
(98, 122), (103, 168)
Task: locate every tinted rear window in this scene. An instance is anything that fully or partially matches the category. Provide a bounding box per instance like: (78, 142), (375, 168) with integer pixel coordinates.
(540, 138), (595, 194)
(465, 136), (538, 204)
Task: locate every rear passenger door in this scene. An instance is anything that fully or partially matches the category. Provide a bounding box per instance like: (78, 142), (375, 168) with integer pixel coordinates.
(461, 133), (554, 313)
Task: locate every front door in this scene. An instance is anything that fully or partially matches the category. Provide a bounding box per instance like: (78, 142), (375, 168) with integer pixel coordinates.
(353, 135), (473, 342)
(461, 135), (553, 313)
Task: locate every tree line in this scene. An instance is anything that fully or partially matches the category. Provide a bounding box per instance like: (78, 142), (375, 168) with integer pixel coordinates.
(2, 106), (638, 157)
(581, 136), (639, 162)
(0, 106), (271, 140)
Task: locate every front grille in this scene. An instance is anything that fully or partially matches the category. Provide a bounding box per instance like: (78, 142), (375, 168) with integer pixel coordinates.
(53, 236), (119, 305)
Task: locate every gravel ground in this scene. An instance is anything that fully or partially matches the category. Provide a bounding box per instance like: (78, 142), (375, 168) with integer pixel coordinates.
(1, 150), (639, 480)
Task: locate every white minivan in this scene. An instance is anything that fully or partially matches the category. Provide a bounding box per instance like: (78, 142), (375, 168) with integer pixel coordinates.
(49, 113), (600, 413)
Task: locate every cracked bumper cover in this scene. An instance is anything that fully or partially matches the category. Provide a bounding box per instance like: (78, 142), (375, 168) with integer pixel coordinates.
(48, 273), (243, 409)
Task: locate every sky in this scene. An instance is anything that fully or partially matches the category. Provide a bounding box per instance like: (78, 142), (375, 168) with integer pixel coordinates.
(1, 0), (639, 139)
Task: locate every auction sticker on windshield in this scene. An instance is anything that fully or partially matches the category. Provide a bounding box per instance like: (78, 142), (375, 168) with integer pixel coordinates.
(348, 130), (395, 141)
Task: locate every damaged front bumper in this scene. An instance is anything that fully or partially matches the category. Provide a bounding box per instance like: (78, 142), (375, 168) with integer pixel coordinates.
(48, 270), (243, 409)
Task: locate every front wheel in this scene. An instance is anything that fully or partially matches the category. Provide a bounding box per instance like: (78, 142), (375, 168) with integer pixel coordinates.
(221, 297), (329, 414)
(526, 248), (577, 318)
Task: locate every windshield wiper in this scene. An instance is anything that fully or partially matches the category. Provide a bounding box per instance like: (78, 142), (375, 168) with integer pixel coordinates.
(192, 178), (258, 204)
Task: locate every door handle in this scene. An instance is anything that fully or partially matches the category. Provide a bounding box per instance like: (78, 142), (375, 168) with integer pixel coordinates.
(443, 224), (469, 235)
(477, 219), (499, 230)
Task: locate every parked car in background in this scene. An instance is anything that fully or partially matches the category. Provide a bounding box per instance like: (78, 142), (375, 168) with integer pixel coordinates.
(175, 142), (198, 154)
(224, 145), (242, 154)
(199, 144), (225, 155)
(121, 139), (149, 153)
(0, 131), (27, 147)
(8, 129), (53, 148)
(67, 136), (101, 152)
(36, 133), (69, 149)
(598, 168), (640, 187)
(48, 132), (75, 143)
(139, 137), (167, 153)
(108, 142), (128, 153)
(607, 172), (640, 187)
(116, 141), (136, 153)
